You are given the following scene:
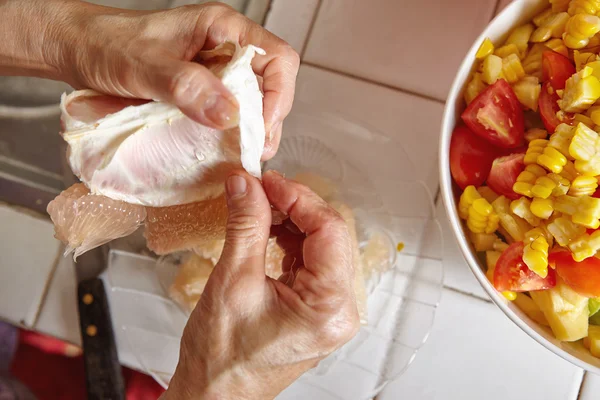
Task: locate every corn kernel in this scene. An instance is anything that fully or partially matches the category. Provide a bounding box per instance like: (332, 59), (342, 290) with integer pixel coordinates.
(507, 24), (534, 53)
(502, 291), (518, 301)
(575, 50), (598, 71)
(459, 186), (500, 234)
(548, 123), (576, 157)
(476, 38), (495, 59)
(570, 175), (599, 195)
(525, 128), (548, 142)
(502, 54), (526, 84)
(492, 196), (533, 241)
(587, 105), (600, 124)
(531, 197), (555, 219)
(514, 164), (548, 197)
(569, 122), (600, 175)
(532, 12), (570, 42)
(569, 229), (600, 261)
(511, 197), (541, 226)
(568, 0), (600, 15)
(523, 235), (549, 277)
(495, 43), (521, 59)
(547, 215), (587, 245)
(465, 73), (488, 104)
(523, 44), (548, 78)
(547, 173), (572, 195)
(560, 160), (580, 180)
(538, 146), (568, 173)
(559, 67), (600, 112)
(513, 76), (541, 111)
(532, 176), (558, 198)
(564, 13), (600, 49)
(524, 139), (549, 165)
(574, 112), (596, 127)
(573, 196), (600, 228)
(482, 54), (504, 85)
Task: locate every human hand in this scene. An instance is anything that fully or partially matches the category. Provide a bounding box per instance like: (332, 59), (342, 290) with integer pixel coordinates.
(33, 1), (299, 159)
(161, 170), (360, 400)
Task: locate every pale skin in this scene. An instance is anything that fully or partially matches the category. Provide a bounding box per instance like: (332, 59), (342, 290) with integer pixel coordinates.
(0, 1), (360, 399)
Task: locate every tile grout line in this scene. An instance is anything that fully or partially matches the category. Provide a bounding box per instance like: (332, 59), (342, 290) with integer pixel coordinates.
(443, 285), (492, 303)
(577, 371), (588, 400)
(301, 61), (447, 105)
(299, 0), (323, 59)
(29, 243), (64, 328)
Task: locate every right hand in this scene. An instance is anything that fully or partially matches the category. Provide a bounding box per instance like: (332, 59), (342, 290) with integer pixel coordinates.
(162, 170), (360, 400)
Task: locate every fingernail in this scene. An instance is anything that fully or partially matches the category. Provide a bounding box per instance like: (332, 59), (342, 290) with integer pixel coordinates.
(204, 95), (239, 129)
(268, 121), (281, 140)
(226, 175), (247, 198)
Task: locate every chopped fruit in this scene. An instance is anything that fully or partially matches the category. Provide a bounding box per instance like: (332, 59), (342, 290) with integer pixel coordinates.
(514, 293), (549, 326)
(476, 38), (495, 59)
(461, 79), (525, 148)
(450, 125), (498, 189)
(563, 13), (600, 49)
(513, 76), (541, 111)
(492, 196), (533, 242)
(523, 235), (550, 278)
(542, 51), (576, 90)
(551, 251), (600, 297)
(540, 82), (571, 133)
(569, 122), (600, 175)
(494, 241), (557, 292)
(458, 186), (500, 234)
(487, 153), (525, 200)
(558, 66), (600, 113)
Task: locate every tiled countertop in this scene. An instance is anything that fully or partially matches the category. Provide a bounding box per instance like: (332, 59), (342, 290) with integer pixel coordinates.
(3, 0), (600, 398)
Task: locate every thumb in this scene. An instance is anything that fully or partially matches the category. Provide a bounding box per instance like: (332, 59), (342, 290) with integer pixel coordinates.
(217, 171), (272, 276)
(141, 59), (239, 130)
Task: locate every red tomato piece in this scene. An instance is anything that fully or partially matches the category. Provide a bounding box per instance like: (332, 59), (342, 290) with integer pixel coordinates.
(542, 51), (576, 90)
(487, 152), (526, 200)
(550, 251), (600, 297)
(461, 79), (525, 148)
(539, 82), (571, 133)
(494, 242), (557, 292)
(450, 125), (498, 189)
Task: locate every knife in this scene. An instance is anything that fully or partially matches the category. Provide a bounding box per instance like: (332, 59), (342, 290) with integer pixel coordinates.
(75, 246), (126, 400)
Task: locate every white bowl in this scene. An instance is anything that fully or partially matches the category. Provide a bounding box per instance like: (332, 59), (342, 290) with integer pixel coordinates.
(439, 0), (600, 373)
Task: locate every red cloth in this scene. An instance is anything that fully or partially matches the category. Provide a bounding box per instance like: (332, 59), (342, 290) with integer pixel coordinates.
(10, 329), (165, 400)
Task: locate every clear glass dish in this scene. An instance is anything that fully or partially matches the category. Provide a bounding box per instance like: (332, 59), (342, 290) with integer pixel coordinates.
(104, 103), (444, 399)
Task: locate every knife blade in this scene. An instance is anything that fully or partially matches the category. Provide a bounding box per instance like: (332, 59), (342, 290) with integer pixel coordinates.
(75, 246), (125, 400)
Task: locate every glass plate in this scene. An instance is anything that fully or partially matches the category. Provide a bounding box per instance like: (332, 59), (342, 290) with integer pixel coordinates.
(105, 103), (443, 399)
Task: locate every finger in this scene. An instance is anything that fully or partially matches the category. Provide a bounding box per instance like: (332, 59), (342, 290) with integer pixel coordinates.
(216, 170), (272, 277)
(197, 6), (300, 132)
(262, 171), (353, 283)
(139, 58), (239, 130)
(262, 121), (282, 161)
(276, 230), (304, 273)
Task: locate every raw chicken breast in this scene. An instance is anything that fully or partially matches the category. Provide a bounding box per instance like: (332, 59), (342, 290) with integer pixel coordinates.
(60, 43), (266, 207)
(47, 184), (146, 259)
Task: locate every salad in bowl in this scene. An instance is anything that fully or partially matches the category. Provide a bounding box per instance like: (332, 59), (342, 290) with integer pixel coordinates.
(442, 0), (600, 367)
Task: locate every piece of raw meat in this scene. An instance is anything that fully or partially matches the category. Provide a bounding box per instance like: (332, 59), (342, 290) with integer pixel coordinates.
(47, 183), (146, 259)
(59, 43), (266, 207)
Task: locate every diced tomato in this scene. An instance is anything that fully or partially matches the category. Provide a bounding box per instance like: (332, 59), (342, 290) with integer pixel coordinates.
(550, 251), (600, 297)
(539, 82), (571, 133)
(450, 125), (498, 189)
(486, 152), (526, 200)
(461, 79), (525, 148)
(593, 188), (600, 198)
(542, 51), (576, 90)
(494, 242), (557, 292)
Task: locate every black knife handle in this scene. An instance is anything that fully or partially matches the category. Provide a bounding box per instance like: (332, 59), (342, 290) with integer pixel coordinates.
(77, 278), (126, 400)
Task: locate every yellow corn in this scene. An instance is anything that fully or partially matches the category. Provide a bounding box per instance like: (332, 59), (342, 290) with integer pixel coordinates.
(569, 229), (600, 261)
(560, 160), (580, 180)
(514, 164), (548, 197)
(524, 139), (549, 165)
(522, 44), (547, 79)
(575, 51), (598, 71)
(478, 186), (500, 204)
(513, 76), (541, 111)
(459, 186), (500, 234)
(502, 291), (518, 301)
(532, 12), (570, 42)
(548, 123), (576, 157)
(534, 8), (555, 26)
(555, 194), (600, 228)
(507, 24), (535, 54)
(547, 215), (587, 245)
(495, 43), (521, 59)
(586, 59), (600, 80)
(502, 54), (526, 84)
(569, 122), (600, 175)
(523, 235), (550, 278)
(574, 112), (596, 127)
(492, 196), (533, 241)
(548, 172), (572, 195)
(533, 176), (559, 198)
(569, 175), (599, 195)
(546, 38), (571, 57)
(465, 73), (488, 104)
(476, 37), (495, 59)
(482, 54), (504, 84)
(559, 66), (600, 112)
(587, 105), (600, 124)
(531, 197), (556, 219)
(568, 0), (600, 15)
(564, 13), (600, 48)
(511, 197), (542, 226)
(525, 128), (548, 142)
(525, 226), (555, 246)
(538, 146), (569, 173)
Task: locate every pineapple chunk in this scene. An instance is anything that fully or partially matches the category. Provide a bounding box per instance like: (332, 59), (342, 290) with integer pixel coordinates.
(470, 232), (498, 252)
(513, 76), (541, 111)
(584, 325), (600, 358)
(485, 250), (501, 282)
(513, 293), (549, 326)
(530, 279), (589, 341)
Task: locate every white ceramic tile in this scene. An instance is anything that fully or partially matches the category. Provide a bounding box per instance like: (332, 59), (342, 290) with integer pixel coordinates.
(496, 0), (515, 15)
(294, 65), (443, 195)
(264, 0), (320, 54)
(378, 289), (583, 400)
(0, 205), (60, 327)
(434, 200), (489, 299)
(303, 0), (497, 101)
(579, 372), (600, 400)
(34, 252), (81, 346)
